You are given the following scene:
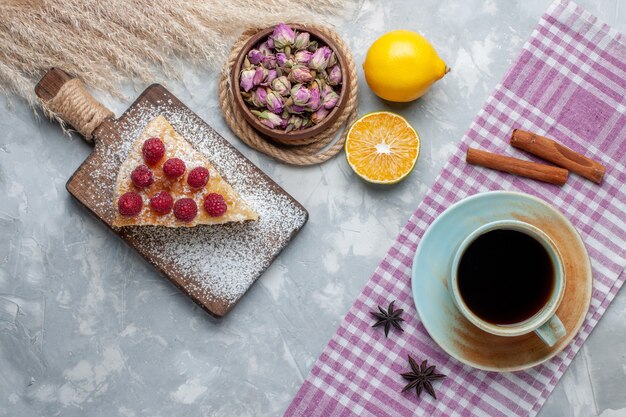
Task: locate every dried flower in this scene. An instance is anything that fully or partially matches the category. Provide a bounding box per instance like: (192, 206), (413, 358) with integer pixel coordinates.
(267, 37), (275, 49)
(263, 69), (277, 85)
(272, 23), (295, 49)
(262, 54), (277, 69)
(307, 41), (318, 52)
(291, 84), (311, 106)
(294, 50), (313, 65)
(328, 52), (338, 67)
(249, 87), (267, 107)
(309, 46), (332, 71)
(258, 41), (272, 56)
(306, 81), (321, 111)
(251, 109), (283, 129)
(271, 76), (291, 96)
(327, 64), (342, 86)
(248, 49), (263, 65)
(276, 52), (290, 67)
(253, 67), (266, 87)
(265, 90), (284, 114)
(323, 89), (339, 109)
(289, 65), (313, 83)
(311, 107), (329, 124)
(279, 115), (289, 130)
(285, 114), (306, 132)
(240, 68), (256, 92)
(294, 31), (310, 50)
(285, 103), (306, 114)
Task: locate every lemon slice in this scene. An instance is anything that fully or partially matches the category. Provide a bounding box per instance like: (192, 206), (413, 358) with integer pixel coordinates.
(345, 112), (420, 184)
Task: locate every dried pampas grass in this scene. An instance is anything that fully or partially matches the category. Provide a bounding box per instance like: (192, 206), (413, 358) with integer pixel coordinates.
(0, 0), (359, 107)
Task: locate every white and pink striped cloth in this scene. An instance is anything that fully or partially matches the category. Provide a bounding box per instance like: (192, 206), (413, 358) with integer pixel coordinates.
(285, 1), (626, 416)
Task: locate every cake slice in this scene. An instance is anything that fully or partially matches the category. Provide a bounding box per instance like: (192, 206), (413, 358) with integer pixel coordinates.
(113, 115), (258, 227)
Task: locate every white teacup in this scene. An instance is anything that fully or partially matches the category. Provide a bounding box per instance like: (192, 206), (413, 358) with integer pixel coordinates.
(449, 220), (566, 347)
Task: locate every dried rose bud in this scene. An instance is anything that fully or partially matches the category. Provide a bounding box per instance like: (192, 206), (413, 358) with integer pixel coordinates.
(276, 52), (293, 68)
(250, 88), (267, 107)
(241, 91), (252, 102)
(329, 52), (338, 67)
(307, 41), (318, 52)
(252, 67), (266, 87)
(291, 84), (311, 106)
(285, 103), (306, 114)
(327, 65), (342, 86)
(251, 109), (283, 129)
(263, 69), (277, 85)
(240, 68), (256, 92)
(248, 49), (263, 65)
(271, 76), (291, 96)
(285, 114), (305, 132)
(309, 46), (332, 71)
(267, 37), (275, 49)
(294, 32), (310, 50)
(289, 65), (313, 83)
(266, 90), (284, 114)
(262, 54), (277, 69)
(323, 89), (339, 110)
(294, 50), (313, 65)
(279, 114), (289, 130)
(305, 81), (321, 111)
(311, 107), (330, 124)
(272, 23), (295, 49)
(321, 83), (333, 98)
(258, 41), (272, 56)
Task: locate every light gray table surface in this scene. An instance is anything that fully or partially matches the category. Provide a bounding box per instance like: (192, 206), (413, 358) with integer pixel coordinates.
(1, 1), (625, 416)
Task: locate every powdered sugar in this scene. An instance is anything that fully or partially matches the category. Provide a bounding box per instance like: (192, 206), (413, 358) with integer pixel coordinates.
(82, 90), (307, 313)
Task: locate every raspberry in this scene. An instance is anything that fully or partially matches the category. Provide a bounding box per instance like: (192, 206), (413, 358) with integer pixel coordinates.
(118, 192), (143, 217)
(173, 198), (198, 222)
(150, 191), (174, 215)
(203, 193), (227, 217)
(142, 137), (165, 165)
(187, 166), (210, 188)
(130, 164), (154, 188)
(163, 158), (186, 179)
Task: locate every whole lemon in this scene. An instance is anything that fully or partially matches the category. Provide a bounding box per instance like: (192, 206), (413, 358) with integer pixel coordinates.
(363, 30), (447, 102)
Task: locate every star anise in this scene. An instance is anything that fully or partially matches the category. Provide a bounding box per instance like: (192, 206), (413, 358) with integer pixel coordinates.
(401, 356), (446, 400)
(370, 300), (404, 337)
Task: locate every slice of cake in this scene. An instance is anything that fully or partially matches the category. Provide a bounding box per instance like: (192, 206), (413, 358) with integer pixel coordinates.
(113, 115), (258, 227)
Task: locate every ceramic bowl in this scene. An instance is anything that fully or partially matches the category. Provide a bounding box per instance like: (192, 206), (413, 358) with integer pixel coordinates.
(230, 24), (349, 145)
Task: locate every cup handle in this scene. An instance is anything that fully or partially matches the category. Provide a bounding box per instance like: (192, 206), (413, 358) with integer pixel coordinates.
(534, 315), (566, 347)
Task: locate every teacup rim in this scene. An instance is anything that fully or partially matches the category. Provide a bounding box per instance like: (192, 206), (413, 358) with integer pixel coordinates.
(449, 219), (566, 337)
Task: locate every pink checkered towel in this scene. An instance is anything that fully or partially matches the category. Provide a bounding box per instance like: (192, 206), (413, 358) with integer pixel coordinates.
(285, 1), (626, 416)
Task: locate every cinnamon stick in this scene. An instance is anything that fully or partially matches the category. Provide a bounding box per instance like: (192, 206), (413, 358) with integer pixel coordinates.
(511, 129), (605, 184)
(466, 148), (568, 186)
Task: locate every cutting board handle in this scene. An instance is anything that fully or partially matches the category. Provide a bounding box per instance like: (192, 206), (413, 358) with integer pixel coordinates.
(35, 68), (114, 142)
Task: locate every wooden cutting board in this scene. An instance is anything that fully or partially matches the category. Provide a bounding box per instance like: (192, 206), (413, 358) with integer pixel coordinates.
(35, 69), (308, 317)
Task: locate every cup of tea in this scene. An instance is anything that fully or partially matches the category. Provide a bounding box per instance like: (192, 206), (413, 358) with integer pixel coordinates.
(449, 220), (566, 347)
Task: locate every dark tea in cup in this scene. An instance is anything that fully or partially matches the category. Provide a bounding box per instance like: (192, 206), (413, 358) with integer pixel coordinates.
(456, 229), (555, 325)
(449, 220), (566, 346)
